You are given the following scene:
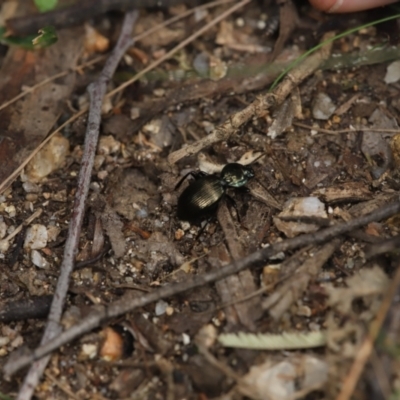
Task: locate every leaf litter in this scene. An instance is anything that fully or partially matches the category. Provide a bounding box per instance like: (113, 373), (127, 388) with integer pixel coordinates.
(1, 1), (400, 399)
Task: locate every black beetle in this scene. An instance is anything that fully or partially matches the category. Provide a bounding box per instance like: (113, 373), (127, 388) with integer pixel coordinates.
(176, 162), (255, 223)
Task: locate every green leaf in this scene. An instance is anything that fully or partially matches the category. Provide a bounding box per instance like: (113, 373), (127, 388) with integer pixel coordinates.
(34, 0), (58, 12)
(32, 26), (58, 48)
(218, 331), (327, 350)
(0, 26), (57, 49)
(0, 26), (35, 49)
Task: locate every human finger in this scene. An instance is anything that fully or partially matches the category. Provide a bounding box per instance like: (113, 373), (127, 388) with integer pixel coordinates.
(308, 0), (398, 13)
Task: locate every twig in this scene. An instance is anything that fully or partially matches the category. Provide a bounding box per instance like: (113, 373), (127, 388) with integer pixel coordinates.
(0, 295), (53, 323)
(5, 197), (400, 376)
(6, 0), (191, 35)
(167, 31), (335, 164)
(14, 11), (139, 400)
(293, 121), (400, 135)
(335, 261), (400, 400)
(0, 208), (42, 244)
(0, 56), (104, 113)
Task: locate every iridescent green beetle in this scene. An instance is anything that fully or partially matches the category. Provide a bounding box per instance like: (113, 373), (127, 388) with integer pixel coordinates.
(176, 163), (255, 223)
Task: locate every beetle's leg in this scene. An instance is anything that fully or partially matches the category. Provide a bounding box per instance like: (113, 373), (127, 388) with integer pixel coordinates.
(183, 218), (213, 252)
(225, 194), (241, 224)
(174, 171), (208, 190)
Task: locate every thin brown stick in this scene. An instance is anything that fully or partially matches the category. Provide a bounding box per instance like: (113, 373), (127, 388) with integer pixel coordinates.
(167, 31), (335, 164)
(0, 56), (104, 113)
(5, 197), (400, 377)
(14, 11), (139, 400)
(293, 121), (400, 135)
(0, 208), (42, 245)
(335, 262), (400, 400)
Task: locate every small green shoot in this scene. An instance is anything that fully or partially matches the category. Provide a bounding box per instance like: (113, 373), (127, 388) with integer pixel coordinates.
(269, 13), (400, 92)
(34, 0), (58, 12)
(32, 26), (58, 48)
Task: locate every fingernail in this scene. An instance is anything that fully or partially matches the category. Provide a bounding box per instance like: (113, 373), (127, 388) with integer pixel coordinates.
(327, 0), (343, 12)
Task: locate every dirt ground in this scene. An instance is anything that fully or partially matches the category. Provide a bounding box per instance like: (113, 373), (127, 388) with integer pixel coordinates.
(1, 1), (400, 399)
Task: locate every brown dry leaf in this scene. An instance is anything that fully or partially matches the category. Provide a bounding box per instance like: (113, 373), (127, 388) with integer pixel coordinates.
(134, 13), (185, 47)
(274, 197), (328, 238)
(216, 20), (267, 53)
(238, 355), (328, 400)
(312, 182), (372, 203)
(267, 87), (301, 139)
(0, 28), (83, 188)
(325, 265), (389, 315)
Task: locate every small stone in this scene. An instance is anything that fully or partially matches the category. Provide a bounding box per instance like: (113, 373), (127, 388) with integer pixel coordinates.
(5, 205), (16, 217)
(81, 343), (98, 359)
(31, 250), (50, 269)
(26, 194), (38, 202)
(384, 60), (400, 84)
(153, 88), (165, 97)
(23, 181), (40, 193)
(130, 107), (140, 120)
(24, 224), (48, 250)
(312, 93), (336, 120)
(0, 219), (6, 240)
(165, 306), (174, 316)
(296, 304), (312, 317)
(175, 229), (184, 240)
(25, 133), (70, 182)
(98, 135), (121, 156)
(47, 225), (61, 242)
(0, 240), (10, 253)
(97, 170), (108, 180)
(155, 300), (168, 316)
(94, 155), (105, 170)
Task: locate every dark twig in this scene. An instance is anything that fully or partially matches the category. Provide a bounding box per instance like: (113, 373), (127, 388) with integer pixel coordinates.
(14, 11), (139, 400)
(5, 197), (400, 377)
(6, 0), (192, 36)
(0, 296), (53, 323)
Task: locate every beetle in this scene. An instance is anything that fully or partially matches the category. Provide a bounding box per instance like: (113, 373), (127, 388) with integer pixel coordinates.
(176, 162), (255, 223)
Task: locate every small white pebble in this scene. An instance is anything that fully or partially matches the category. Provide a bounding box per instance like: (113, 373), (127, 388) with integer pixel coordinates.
(155, 300), (168, 316)
(31, 250), (50, 269)
(182, 333), (191, 345)
(24, 224), (48, 250)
